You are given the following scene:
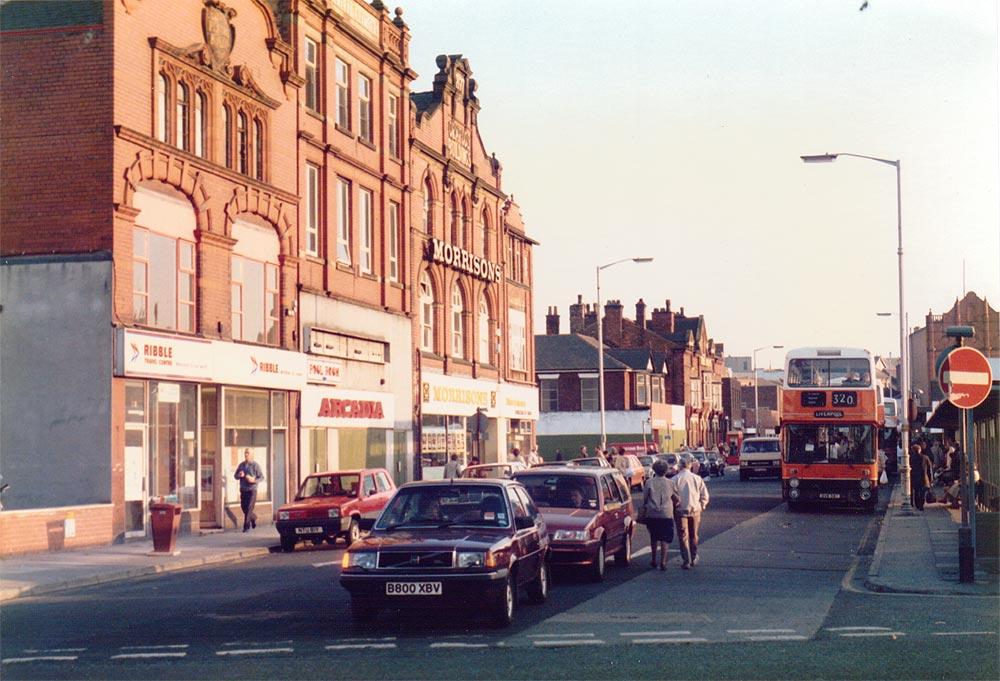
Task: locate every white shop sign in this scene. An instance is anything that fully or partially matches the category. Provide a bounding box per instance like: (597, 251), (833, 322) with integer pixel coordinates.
(499, 383), (539, 420)
(420, 373), (499, 417)
(301, 387), (395, 429)
(306, 356), (344, 385)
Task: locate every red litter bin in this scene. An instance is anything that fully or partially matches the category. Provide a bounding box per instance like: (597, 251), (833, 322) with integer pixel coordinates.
(149, 502), (182, 553)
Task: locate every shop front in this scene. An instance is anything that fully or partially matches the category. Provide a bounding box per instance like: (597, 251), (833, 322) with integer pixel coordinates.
(115, 328), (302, 533)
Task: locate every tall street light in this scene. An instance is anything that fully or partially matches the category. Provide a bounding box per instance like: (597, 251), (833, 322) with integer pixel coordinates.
(597, 257), (654, 450)
(802, 152), (910, 509)
(754, 345), (783, 434)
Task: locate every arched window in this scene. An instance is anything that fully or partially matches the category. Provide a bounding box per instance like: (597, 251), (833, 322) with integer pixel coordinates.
(231, 218), (281, 346)
(423, 178), (434, 234)
(420, 272), (435, 352)
(194, 91), (206, 158)
(451, 283), (464, 358)
(237, 111), (249, 175)
(176, 82), (190, 151)
(254, 118), (264, 181)
(157, 73), (170, 143)
(481, 208), (491, 259)
(223, 104), (233, 168)
(478, 294), (491, 364)
(450, 194), (460, 246)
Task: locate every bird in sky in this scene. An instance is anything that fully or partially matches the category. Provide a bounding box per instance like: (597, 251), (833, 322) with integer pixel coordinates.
(859, 1), (869, 10)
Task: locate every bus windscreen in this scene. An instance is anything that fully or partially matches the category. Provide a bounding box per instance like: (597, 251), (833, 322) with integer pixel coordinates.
(785, 424), (874, 465)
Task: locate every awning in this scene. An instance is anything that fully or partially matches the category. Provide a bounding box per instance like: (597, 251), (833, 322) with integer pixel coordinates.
(925, 387), (999, 430)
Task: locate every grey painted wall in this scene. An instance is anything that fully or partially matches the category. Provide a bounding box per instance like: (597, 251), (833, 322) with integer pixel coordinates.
(1, 254), (112, 509)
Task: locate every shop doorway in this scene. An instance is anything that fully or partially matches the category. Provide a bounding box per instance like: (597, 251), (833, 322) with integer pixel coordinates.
(124, 383), (147, 537)
(200, 387), (221, 527)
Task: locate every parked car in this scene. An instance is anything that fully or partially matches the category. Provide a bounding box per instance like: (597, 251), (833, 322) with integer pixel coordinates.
(340, 479), (550, 628)
(275, 469), (395, 552)
(614, 454), (646, 491)
(636, 454), (655, 481)
(706, 451), (726, 477)
(654, 453), (680, 477)
(739, 436), (782, 480)
(569, 456), (611, 468)
(461, 462), (528, 479)
(513, 468), (635, 582)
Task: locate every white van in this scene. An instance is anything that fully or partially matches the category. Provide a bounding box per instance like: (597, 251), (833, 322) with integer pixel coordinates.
(739, 436), (782, 481)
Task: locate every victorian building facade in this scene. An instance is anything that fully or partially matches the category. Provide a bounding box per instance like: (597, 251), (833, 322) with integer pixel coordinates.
(0, 0), (537, 554)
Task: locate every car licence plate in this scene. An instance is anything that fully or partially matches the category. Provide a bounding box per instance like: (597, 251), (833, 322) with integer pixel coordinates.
(818, 493), (840, 499)
(295, 526), (323, 534)
(386, 582), (442, 596)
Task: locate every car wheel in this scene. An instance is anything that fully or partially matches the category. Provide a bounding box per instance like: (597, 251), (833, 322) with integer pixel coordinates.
(739, 470), (749, 482)
(347, 518), (361, 545)
(491, 575), (517, 627)
(349, 598), (380, 626)
(279, 535), (296, 553)
(527, 558), (550, 604)
(311, 538), (324, 546)
(788, 501), (803, 512)
(589, 543), (606, 582)
(615, 531), (632, 567)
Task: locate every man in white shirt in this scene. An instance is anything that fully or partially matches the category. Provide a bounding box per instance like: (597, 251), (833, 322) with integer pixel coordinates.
(526, 445), (543, 467)
(671, 456), (710, 569)
(443, 454), (463, 479)
(509, 447), (523, 466)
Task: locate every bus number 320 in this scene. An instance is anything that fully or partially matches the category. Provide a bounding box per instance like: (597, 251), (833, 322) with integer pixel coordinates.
(832, 392), (857, 407)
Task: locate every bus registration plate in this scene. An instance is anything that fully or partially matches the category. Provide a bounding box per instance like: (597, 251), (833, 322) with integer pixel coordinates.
(819, 493), (840, 499)
(386, 582), (442, 596)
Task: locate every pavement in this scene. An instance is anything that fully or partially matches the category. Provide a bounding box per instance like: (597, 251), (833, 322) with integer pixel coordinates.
(2, 483), (997, 604)
(865, 483), (999, 596)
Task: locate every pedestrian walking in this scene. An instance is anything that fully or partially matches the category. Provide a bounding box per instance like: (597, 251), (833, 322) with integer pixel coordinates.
(671, 456), (709, 569)
(640, 460), (675, 570)
(444, 453), (464, 478)
(527, 445), (543, 467)
(909, 443), (934, 510)
(555, 449), (564, 462)
(234, 449), (264, 532)
(509, 447), (523, 465)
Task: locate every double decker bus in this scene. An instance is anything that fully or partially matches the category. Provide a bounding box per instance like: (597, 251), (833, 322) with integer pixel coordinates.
(780, 348), (883, 512)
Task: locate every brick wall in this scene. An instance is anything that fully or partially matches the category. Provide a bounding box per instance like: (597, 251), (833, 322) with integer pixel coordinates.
(0, 505), (114, 556)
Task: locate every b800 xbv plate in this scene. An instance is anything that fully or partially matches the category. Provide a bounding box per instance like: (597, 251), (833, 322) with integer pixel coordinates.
(386, 582), (442, 596)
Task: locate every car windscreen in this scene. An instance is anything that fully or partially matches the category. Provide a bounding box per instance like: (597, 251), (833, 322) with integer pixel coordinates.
(785, 424), (874, 465)
(514, 474), (599, 510)
(375, 485), (510, 529)
(637, 455), (653, 465)
(741, 440), (781, 454)
(297, 473), (360, 499)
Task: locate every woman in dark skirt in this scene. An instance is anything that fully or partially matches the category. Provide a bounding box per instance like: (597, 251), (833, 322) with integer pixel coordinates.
(641, 460), (676, 570)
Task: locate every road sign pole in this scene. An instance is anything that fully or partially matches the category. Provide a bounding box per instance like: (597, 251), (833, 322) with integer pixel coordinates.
(958, 407), (977, 583)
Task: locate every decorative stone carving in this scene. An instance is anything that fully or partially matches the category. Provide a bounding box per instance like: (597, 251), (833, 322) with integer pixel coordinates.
(202, 0), (237, 76)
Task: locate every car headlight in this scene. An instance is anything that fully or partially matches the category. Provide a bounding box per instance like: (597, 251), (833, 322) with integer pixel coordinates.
(789, 478), (800, 489)
(343, 551), (377, 569)
(278, 511), (290, 520)
(456, 551), (487, 568)
(553, 530), (589, 541)
(328, 508), (340, 518)
(860, 478), (871, 489)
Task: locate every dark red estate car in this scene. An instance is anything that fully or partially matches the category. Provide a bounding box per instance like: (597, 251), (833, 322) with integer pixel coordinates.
(340, 479), (550, 628)
(274, 469), (395, 552)
(513, 468), (635, 581)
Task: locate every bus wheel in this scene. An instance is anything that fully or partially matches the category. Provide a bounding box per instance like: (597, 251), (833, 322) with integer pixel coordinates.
(788, 501), (803, 513)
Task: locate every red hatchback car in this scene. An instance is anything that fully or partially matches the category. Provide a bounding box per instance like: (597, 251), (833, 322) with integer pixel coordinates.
(275, 469), (395, 552)
(513, 468), (635, 581)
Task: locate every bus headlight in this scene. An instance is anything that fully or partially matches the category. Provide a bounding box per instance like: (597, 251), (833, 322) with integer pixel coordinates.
(860, 478), (871, 489)
(789, 478), (800, 489)
(789, 489), (800, 500)
(860, 489), (872, 501)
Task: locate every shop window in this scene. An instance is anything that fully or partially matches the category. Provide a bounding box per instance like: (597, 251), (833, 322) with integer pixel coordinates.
(337, 177), (352, 265)
(451, 283), (464, 358)
(305, 163), (320, 256)
(359, 188), (373, 273)
(478, 295), (491, 364)
(508, 307), (526, 371)
(132, 187), (197, 333)
(420, 272), (435, 352)
(580, 376), (599, 411)
(224, 388), (272, 503)
(304, 36), (319, 113)
(335, 58), (349, 129)
(358, 74), (372, 143)
(388, 201), (400, 282)
(540, 378), (558, 412)
(420, 414), (470, 471)
(149, 381), (199, 509)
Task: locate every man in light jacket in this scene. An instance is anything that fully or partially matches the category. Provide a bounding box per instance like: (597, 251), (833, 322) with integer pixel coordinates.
(671, 456), (710, 569)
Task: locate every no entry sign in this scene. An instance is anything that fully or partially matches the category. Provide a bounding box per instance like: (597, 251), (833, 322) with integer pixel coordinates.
(938, 346), (993, 409)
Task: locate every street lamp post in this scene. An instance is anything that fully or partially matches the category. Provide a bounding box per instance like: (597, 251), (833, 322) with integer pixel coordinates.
(597, 257), (654, 451)
(753, 345), (783, 434)
(803, 152), (910, 509)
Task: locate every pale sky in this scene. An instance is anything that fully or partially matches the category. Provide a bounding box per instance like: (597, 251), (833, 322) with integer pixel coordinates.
(400, 0), (999, 366)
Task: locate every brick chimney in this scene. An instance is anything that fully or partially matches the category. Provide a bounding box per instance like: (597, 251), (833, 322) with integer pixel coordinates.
(569, 294), (584, 334)
(635, 298), (647, 330)
(603, 299), (623, 346)
(545, 306), (560, 335)
(649, 299), (676, 336)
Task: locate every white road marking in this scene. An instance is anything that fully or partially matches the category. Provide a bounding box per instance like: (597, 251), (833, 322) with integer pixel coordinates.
(4, 656), (79, 664)
(22, 648), (86, 653)
(221, 640), (293, 647)
(747, 635), (809, 642)
(430, 642), (490, 649)
(932, 631), (996, 636)
(527, 633), (595, 638)
(633, 546), (652, 557)
(533, 640), (605, 647)
(312, 560), (340, 567)
(111, 653), (188, 660)
(324, 643), (397, 650)
(727, 629), (796, 634)
(216, 648), (294, 656)
(621, 631), (691, 637)
(335, 637), (397, 642)
(630, 638), (708, 644)
(825, 626), (892, 632)
(120, 644), (189, 650)
(839, 632), (905, 638)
